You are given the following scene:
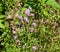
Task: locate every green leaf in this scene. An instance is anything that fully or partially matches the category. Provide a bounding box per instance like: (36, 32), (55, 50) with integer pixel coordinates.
(0, 4), (2, 11)
(42, 9), (49, 16)
(0, 15), (5, 19)
(46, 0), (60, 9)
(0, 20), (4, 28)
(0, 23), (4, 28)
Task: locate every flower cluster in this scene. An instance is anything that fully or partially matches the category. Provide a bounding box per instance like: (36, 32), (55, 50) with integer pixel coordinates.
(6, 6), (37, 47)
(11, 27), (20, 46)
(15, 6), (37, 33)
(24, 6), (34, 17)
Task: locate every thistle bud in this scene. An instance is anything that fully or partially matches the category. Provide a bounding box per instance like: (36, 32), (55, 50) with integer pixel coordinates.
(23, 17), (29, 23)
(24, 9), (30, 16)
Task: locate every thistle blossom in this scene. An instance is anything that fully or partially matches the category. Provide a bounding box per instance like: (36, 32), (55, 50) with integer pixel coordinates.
(23, 17), (29, 23)
(17, 16), (23, 20)
(24, 9), (30, 16)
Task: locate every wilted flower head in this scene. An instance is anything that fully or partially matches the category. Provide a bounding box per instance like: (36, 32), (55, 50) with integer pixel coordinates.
(12, 35), (18, 40)
(32, 22), (36, 27)
(32, 46), (37, 51)
(12, 30), (16, 35)
(17, 16), (23, 20)
(29, 27), (34, 33)
(15, 40), (20, 46)
(12, 27), (15, 30)
(24, 9), (30, 16)
(23, 17), (29, 23)
(28, 6), (32, 10)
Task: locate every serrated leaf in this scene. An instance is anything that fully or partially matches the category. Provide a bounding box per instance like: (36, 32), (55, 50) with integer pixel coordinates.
(0, 15), (5, 19)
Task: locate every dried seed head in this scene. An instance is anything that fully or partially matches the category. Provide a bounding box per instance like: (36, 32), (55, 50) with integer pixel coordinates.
(15, 13), (19, 17)
(23, 17), (29, 23)
(6, 15), (12, 19)
(15, 40), (20, 46)
(12, 27), (15, 30)
(28, 27), (34, 33)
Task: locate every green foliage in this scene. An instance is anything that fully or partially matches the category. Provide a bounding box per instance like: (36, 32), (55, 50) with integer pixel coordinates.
(0, 15), (5, 28)
(46, 0), (60, 9)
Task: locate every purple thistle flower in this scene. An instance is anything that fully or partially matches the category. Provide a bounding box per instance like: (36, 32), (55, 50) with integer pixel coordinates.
(28, 6), (32, 10)
(23, 17), (29, 23)
(17, 16), (23, 20)
(32, 22), (36, 27)
(30, 14), (34, 17)
(24, 9), (30, 16)
(32, 46), (37, 51)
